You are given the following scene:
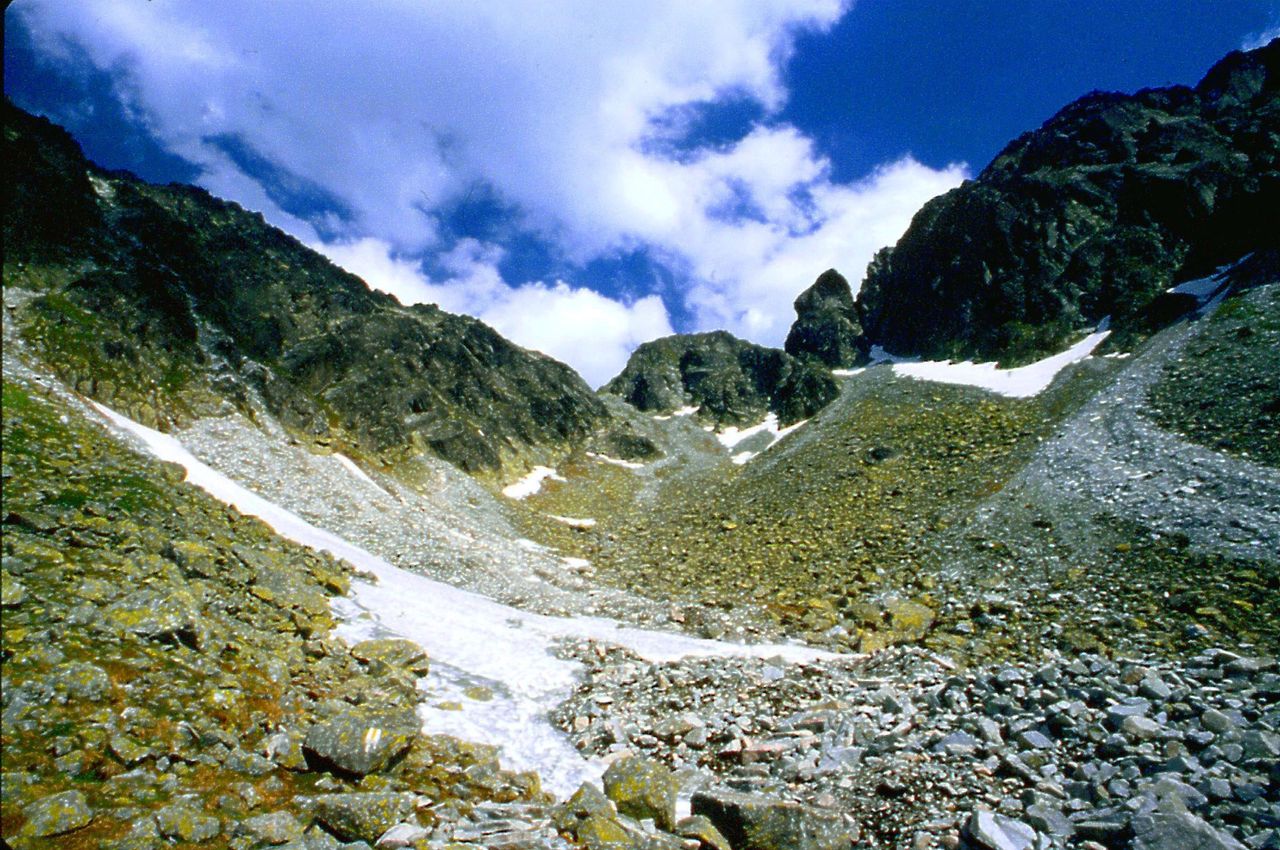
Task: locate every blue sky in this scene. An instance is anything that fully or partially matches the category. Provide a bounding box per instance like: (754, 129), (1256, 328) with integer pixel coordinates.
(6, 1), (1277, 385)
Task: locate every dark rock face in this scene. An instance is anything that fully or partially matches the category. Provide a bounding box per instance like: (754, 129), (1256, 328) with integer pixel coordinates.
(602, 331), (838, 427)
(3, 101), (610, 474)
(784, 269), (862, 367)
(855, 39), (1280, 364)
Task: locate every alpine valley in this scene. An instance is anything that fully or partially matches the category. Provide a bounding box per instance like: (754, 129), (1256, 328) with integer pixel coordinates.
(2, 39), (1278, 850)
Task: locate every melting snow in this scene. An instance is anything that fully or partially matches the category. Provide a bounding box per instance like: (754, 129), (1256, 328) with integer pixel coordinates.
(549, 515), (597, 529)
(831, 367), (866, 377)
(653, 405), (699, 421)
(501, 466), (565, 500)
(715, 414), (809, 462)
(891, 329), (1110, 398)
(332, 452), (386, 493)
(92, 402), (836, 797)
(585, 452), (644, 470)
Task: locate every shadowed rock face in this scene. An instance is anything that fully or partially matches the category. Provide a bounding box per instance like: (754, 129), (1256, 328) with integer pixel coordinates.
(784, 269), (862, 368)
(855, 39), (1280, 365)
(602, 330), (838, 427)
(3, 101), (611, 474)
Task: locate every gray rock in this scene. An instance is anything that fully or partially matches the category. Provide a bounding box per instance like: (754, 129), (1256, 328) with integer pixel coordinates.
(155, 804), (222, 843)
(964, 809), (1037, 850)
(311, 793), (418, 845)
(20, 790), (94, 838)
(52, 661), (111, 701)
(1130, 810), (1247, 850)
(1201, 709), (1236, 735)
(372, 821), (430, 848)
(105, 588), (206, 649)
(237, 811), (304, 845)
(692, 788), (858, 850)
(303, 706), (419, 776)
(1123, 715), (1162, 741)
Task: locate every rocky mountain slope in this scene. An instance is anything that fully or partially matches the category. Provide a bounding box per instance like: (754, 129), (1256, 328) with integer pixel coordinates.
(855, 40), (1279, 364)
(4, 41), (1279, 850)
(4, 101), (637, 477)
(602, 330), (838, 428)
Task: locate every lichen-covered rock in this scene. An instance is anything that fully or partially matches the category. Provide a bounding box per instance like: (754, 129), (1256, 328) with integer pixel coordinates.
(603, 331), (838, 427)
(350, 638), (430, 677)
(236, 810), (304, 846)
(310, 792), (419, 844)
(50, 660), (111, 701)
(602, 755), (680, 832)
(784, 269), (862, 368)
(677, 815), (734, 850)
(303, 706), (420, 776)
(155, 803), (222, 843)
(691, 788), (858, 850)
(20, 789), (93, 838)
(105, 587), (206, 649)
(553, 781), (618, 834)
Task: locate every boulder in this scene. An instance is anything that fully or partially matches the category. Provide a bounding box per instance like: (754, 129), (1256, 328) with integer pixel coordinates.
(1130, 810), (1247, 850)
(303, 706), (420, 776)
(691, 788), (858, 850)
(311, 792), (420, 845)
(350, 638), (430, 677)
(20, 790), (93, 839)
(603, 756), (681, 831)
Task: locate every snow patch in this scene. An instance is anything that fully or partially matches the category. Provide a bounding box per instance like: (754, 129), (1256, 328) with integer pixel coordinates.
(653, 405), (699, 421)
(892, 329), (1110, 398)
(831, 367), (866, 377)
(549, 514), (597, 529)
(715, 414), (809, 462)
(502, 466), (565, 499)
(332, 452), (385, 493)
(91, 402), (837, 798)
(585, 452), (644, 470)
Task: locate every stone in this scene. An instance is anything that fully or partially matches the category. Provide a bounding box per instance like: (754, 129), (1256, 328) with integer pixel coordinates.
(553, 782), (617, 834)
(155, 804), (222, 843)
(311, 793), (419, 845)
(20, 790), (94, 838)
(237, 811), (304, 845)
(677, 815), (734, 850)
(691, 788), (858, 850)
(373, 821), (431, 848)
(1, 573), (27, 606)
(52, 661), (111, 701)
(1200, 709), (1236, 735)
(350, 638), (430, 677)
(963, 810), (1036, 850)
(105, 588), (205, 649)
(1123, 715), (1162, 741)
(1130, 810), (1247, 850)
(303, 706), (419, 776)
(603, 756), (681, 831)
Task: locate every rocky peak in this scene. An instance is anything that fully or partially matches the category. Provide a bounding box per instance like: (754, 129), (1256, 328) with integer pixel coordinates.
(784, 268), (862, 368)
(602, 330), (838, 427)
(854, 39), (1279, 365)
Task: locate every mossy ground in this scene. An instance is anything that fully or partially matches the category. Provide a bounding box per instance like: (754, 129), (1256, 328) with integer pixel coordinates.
(1146, 284), (1280, 467)
(1, 379), (544, 846)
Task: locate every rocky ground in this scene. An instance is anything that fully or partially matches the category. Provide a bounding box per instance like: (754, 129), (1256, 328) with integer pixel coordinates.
(4, 280), (1277, 849)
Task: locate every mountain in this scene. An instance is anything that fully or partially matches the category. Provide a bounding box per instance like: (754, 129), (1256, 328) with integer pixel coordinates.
(602, 330), (838, 427)
(3, 101), (630, 476)
(783, 268), (862, 368)
(854, 39), (1279, 364)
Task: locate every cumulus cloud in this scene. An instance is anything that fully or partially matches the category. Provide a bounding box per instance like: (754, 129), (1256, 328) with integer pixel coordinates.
(316, 237), (672, 387)
(12, 0), (963, 373)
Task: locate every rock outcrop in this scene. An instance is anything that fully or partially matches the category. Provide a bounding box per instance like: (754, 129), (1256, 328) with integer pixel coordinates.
(855, 39), (1279, 364)
(3, 100), (615, 475)
(603, 330), (838, 427)
(784, 269), (862, 367)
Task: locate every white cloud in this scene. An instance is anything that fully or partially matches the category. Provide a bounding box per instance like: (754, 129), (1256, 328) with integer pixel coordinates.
(1242, 25), (1279, 50)
(14, 0), (963, 370)
(315, 238), (672, 387)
